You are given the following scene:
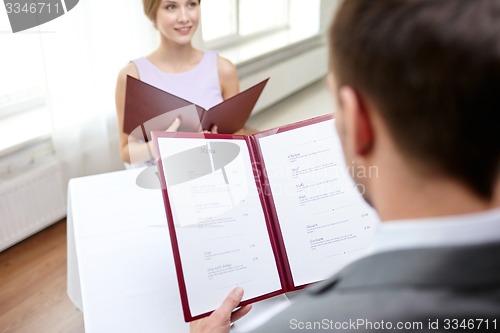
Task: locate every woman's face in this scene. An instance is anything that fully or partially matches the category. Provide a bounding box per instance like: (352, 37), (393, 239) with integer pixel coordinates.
(155, 0), (200, 46)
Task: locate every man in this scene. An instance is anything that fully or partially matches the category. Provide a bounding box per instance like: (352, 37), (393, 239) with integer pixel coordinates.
(191, 0), (500, 332)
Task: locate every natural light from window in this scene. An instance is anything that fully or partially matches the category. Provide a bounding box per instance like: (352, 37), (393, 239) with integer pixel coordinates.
(239, 0), (289, 36)
(0, 0), (321, 161)
(201, 0), (321, 65)
(200, 0), (236, 42)
(201, 0), (320, 47)
(0, 12), (52, 156)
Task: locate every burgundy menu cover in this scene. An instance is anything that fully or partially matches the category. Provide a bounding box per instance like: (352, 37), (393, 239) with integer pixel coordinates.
(151, 114), (378, 322)
(124, 75), (269, 141)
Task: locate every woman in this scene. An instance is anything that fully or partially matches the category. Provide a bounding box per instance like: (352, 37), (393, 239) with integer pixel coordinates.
(115, 0), (239, 167)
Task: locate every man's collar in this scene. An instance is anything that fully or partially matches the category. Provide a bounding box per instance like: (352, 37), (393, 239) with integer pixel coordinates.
(371, 208), (500, 254)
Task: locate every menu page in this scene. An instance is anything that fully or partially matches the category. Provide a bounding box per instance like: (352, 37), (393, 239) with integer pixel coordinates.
(157, 137), (282, 318)
(258, 120), (378, 287)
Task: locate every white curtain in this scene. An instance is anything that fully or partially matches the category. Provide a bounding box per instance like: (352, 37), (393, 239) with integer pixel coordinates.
(38, 0), (159, 183)
(1, 0), (206, 186)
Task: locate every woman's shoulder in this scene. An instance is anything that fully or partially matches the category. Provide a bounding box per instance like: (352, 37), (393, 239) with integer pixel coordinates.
(215, 54), (239, 99)
(202, 49), (235, 72)
(216, 55), (237, 81)
(115, 61), (140, 101)
(118, 62), (139, 80)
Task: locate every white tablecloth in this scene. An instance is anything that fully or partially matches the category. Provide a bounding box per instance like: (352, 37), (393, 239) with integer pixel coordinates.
(66, 167), (290, 333)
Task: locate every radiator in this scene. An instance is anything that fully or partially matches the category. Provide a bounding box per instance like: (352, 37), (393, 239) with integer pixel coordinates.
(0, 160), (66, 252)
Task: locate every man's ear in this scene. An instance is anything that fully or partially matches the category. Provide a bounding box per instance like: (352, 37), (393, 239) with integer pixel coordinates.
(338, 86), (374, 156)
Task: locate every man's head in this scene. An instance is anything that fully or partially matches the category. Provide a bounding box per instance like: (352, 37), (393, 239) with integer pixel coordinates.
(329, 0), (500, 205)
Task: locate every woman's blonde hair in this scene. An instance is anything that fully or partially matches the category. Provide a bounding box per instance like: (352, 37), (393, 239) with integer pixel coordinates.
(142, 0), (201, 22)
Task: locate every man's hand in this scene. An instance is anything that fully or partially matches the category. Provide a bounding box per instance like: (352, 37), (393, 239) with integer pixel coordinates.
(190, 287), (252, 333)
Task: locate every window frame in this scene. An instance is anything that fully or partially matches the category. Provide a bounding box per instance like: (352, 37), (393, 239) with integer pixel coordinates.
(202, 0), (292, 50)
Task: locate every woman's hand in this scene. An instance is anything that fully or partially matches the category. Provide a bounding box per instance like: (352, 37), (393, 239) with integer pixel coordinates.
(190, 287), (252, 333)
(202, 125), (218, 134)
(166, 118), (181, 132)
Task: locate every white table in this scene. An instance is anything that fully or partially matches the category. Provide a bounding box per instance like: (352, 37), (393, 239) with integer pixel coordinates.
(67, 167), (290, 333)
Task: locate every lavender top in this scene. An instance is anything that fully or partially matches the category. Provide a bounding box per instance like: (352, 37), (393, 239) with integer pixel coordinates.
(131, 51), (223, 109)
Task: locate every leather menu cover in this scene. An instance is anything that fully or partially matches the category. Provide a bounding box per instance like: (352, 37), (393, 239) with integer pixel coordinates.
(124, 76), (204, 140)
(124, 76), (269, 141)
(200, 78), (269, 133)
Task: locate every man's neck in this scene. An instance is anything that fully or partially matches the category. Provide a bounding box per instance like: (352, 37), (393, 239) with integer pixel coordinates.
(370, 150), (500, 221)
(372, 173), (500, 222)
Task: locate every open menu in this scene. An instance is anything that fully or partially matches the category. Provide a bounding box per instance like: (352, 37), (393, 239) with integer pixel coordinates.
(152, 114), (379, 322)
(124, 75), (269, 141)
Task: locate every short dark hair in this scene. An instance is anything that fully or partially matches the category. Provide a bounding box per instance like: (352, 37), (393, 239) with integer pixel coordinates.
(330, 0), (500, 199)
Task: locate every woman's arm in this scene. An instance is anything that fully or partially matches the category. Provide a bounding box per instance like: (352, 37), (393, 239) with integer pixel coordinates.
(217, 56), (240, 100)
(115, 64), (181, 164)
(116, 63), (143, 164)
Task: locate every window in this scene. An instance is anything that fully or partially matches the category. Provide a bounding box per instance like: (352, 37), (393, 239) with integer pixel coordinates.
(201, 0), (294, 47)
(239, 0), (289, 37)
(201, 0), (321, 66)
(200, 0), (237, 43)
(0, 12), (52, 157)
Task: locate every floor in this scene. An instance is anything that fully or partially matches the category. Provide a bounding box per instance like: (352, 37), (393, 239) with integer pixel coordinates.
(0, 220), (85, 333)
(0, 78), (332, 333)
